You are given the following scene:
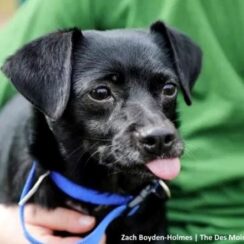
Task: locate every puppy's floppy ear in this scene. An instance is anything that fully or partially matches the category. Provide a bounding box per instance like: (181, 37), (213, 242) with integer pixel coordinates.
(1, 28), (82, 120)
(150, 21), (202, 105)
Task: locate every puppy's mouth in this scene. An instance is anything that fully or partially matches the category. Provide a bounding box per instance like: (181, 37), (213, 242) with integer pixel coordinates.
(95, 135), (183, 181)
(145, 157), (181, 180)
(97, 146), (181, 181)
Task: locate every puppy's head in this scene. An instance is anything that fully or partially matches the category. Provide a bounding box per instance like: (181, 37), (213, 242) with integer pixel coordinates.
(1, 21), (202, 182)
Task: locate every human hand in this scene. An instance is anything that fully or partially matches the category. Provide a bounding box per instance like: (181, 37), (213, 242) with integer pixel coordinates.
(0, 204), (105, 244)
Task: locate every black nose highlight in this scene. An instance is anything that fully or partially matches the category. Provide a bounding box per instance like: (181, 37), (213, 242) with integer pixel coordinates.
(136, 127), (175, 155)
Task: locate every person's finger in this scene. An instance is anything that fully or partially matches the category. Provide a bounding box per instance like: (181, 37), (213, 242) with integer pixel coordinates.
(27, 224), (81, 244)
(25, 205), (96, 233)
(42, 235), (81, 244)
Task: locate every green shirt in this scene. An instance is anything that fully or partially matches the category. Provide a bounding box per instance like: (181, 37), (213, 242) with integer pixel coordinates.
(1, 0), (244, 242)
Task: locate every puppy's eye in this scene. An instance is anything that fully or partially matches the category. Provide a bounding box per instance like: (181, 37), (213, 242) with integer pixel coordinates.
(89, 86), (111, 101)
(162, 83), (177, 97)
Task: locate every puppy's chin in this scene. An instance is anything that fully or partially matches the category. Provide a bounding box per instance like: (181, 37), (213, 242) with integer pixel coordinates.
(108, 164), (156, 194)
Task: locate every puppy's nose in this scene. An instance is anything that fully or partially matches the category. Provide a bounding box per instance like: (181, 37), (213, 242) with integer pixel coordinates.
(135, 127), (175, 155)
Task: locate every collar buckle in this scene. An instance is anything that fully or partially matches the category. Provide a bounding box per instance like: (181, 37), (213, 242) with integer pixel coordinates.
(127, 180), (171, 209)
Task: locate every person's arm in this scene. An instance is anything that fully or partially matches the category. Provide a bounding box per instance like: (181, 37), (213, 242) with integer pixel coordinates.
(0, 204), (96, 244)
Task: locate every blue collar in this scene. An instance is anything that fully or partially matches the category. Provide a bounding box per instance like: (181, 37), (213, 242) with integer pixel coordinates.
(19, 161), (170, 244)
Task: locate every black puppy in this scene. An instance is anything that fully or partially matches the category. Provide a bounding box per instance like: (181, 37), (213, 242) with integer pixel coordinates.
(0, 21), (202, 243)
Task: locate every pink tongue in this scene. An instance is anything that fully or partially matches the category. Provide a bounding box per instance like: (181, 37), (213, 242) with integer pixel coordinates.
(146, 158), (181, 180)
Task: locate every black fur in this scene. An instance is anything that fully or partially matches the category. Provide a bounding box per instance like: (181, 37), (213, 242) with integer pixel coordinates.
(0, 21), (202, 243)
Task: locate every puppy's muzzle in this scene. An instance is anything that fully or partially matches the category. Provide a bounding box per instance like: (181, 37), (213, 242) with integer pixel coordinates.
(134, 126), (176, 156)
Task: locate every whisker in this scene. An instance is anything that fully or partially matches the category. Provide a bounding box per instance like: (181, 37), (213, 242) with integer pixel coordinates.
(82, 149), (101, 169)
(65, 144), (84, 159)
(70, 142), (101, 174)
(82, 136), (112, 142)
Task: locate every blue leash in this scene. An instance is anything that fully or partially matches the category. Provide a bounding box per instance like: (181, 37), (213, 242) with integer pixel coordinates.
(19, 161), (169, 244)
